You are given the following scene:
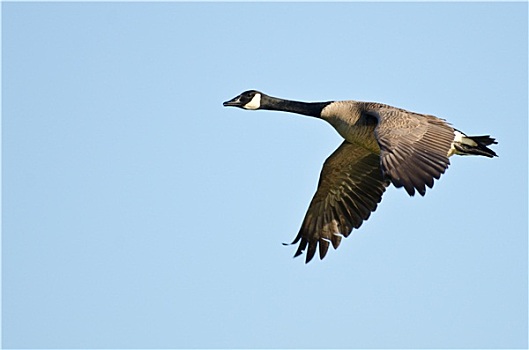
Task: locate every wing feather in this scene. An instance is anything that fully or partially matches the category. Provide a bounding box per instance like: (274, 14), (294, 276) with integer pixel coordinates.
(288, 141), (389, 263)
(368, 107), (455, 196)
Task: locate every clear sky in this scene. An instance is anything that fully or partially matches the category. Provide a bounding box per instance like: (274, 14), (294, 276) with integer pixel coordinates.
(2, 2), (527, 349)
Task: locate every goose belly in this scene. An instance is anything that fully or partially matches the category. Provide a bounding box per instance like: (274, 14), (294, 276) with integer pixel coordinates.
(332, 119), (380, 153)
(321, 102), (380, 153)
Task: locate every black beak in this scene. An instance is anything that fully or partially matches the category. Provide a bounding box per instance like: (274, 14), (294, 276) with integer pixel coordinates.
(223, 95), (242, 107)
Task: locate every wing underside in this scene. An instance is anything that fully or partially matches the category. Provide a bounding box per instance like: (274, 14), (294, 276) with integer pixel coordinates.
(289, 141), (389, 263)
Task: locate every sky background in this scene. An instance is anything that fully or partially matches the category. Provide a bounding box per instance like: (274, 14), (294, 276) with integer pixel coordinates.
(2, 2), (528, 349)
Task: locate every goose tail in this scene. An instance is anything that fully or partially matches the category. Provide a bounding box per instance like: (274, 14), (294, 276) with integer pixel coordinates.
(449, 130), (498, 158)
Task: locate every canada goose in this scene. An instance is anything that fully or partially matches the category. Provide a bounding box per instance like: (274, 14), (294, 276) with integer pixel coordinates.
(223, 90), (497, 263)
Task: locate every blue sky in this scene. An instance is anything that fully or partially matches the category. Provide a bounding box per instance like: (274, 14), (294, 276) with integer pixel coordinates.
(2, 2), (527, 348)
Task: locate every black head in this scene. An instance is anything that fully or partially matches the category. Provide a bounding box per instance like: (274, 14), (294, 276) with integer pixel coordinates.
(223, 90), (263, 110)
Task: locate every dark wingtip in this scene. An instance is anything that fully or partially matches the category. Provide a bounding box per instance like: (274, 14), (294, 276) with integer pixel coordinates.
(292, 239), (309, 262)
(305, 243), (317, 263)
(285, 235), (323, 264)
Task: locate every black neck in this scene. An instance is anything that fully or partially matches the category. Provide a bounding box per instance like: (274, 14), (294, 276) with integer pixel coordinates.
(260, 95), (331, 118)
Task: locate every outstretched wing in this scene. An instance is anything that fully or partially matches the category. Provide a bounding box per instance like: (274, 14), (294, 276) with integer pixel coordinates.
(368, 106), (455, 196)
(289, 141), (389, 263)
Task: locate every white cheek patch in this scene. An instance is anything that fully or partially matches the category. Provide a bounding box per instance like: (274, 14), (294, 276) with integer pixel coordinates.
(243, 93), (261, 110)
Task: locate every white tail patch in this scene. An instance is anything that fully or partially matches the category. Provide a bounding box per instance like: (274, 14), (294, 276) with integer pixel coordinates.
(454, 130), (477, 146)
(448, 130), (477, 156)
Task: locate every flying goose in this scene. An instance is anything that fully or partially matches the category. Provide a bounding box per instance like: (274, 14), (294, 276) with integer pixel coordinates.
(223, 90), (497, 263)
